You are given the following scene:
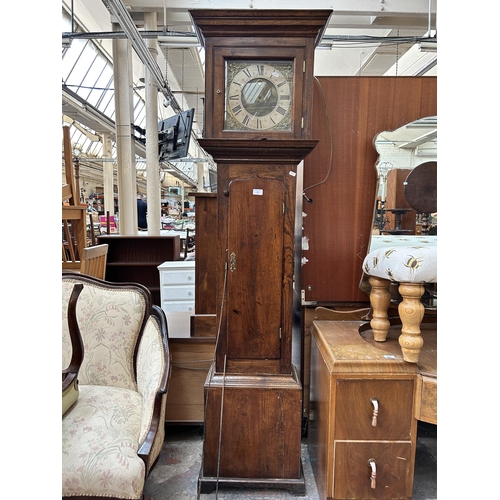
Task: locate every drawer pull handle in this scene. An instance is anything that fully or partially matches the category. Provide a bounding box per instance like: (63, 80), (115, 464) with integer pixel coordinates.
(370, 397), (379, 427)
(368, 459), (377, 489)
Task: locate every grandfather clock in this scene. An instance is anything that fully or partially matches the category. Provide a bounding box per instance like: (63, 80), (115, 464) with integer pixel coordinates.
(190, 9), (331, 494)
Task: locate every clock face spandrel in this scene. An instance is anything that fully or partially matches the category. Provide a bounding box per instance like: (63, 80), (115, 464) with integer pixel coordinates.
(224, 60), (293, 132)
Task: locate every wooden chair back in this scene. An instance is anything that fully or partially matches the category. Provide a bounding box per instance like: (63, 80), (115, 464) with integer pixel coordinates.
(62, 126), (88, 270)
(80, 244), (108, 280)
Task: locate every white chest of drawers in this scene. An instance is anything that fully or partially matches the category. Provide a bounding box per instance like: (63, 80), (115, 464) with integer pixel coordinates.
(158, 261), (195, 337)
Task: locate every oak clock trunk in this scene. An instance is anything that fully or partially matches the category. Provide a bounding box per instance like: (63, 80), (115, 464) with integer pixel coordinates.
(190, 9), (332, 494)
(226, 175), (283, 361)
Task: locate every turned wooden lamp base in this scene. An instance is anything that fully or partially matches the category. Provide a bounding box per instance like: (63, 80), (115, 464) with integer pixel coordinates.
(368, 276), (425, 363)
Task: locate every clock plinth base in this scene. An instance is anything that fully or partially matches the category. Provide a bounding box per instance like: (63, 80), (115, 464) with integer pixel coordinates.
(200, 364), (304, 493)
(198, 463), (306, 496)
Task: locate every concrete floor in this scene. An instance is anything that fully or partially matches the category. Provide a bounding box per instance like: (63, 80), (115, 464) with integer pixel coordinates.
(143, 421), (437, 499)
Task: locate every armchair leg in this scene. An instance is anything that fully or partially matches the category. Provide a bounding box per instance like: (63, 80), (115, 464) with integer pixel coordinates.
(368, 276), (391, 342)
(398, 282), (425, 363)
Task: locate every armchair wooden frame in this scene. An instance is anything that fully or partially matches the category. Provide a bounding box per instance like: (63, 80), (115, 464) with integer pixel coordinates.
(62, 283), (84, 415)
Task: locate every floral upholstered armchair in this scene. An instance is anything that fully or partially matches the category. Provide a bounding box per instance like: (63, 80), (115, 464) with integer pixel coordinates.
(62, 273), (171, 499)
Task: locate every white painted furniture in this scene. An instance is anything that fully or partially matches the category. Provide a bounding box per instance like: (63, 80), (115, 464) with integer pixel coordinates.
(158, 260), (195, 337)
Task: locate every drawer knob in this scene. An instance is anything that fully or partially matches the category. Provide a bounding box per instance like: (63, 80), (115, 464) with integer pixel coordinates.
(368, 459), (377, 489)
(370, 397), (379, 427)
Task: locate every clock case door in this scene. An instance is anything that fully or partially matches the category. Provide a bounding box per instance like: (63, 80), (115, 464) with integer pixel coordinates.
(205, 44), (311, 140)
(226, 175), (284, 361)
(216, 162), (298, 376)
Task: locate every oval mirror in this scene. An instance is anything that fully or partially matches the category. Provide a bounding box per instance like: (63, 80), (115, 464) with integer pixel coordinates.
(360, 116), (437, 297)
(371, 116), (437, 248)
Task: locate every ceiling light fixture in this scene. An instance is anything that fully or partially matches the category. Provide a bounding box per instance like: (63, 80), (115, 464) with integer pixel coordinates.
(158, 35), (199, 48)
(418, 42), (437, 53)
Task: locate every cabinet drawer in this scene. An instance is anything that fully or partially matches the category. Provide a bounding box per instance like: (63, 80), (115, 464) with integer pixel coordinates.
(335, 379), (414, 440)
(333, 441), (414, 499)
(161, 300), (194, 312)
(160, 269), (195, 286)
(161, 284), (195, 301)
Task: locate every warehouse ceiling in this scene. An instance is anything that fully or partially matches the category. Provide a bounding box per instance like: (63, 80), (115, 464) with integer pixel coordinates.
(62, 0), (437, 188)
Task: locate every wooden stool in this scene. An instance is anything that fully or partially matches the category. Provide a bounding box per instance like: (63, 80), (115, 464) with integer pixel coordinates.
(363, 245), (437, 363)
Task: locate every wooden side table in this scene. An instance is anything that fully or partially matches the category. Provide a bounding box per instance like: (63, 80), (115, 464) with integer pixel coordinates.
(308, 320), (420, 499)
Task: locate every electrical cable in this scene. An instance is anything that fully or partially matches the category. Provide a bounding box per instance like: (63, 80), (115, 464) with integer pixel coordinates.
(215, 354), (227, 500)
(200, 254), (228, 498)
(302, 77), (333, 203)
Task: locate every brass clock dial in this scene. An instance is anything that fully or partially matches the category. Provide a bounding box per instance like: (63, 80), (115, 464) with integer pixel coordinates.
(225, 60), (293, 132)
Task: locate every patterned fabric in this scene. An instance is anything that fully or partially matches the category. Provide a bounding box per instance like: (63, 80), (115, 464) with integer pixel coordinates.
(363, 245), (437, 283)
(137, 316), (166, 447)
(62, 385), (145, 499)
(62, 279), (148, 391)
(369, 235), (437, 251)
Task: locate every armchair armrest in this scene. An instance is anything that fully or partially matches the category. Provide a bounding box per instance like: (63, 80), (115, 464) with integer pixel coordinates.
(136, 305), (171, 471)
(62, 283), (84, 415)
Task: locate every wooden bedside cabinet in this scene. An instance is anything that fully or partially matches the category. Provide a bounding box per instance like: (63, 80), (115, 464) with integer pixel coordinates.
(308, 321), (419, 500)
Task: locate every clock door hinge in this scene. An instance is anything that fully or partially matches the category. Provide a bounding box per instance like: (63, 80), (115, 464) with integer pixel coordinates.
(279, 327), (282, 339)
(301, 117), (304, 129)
(303, 61), (306, 73)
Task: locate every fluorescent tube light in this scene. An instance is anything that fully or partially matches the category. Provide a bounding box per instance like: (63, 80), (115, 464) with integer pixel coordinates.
(158, 36), (199, 47)
(418, 42), (437, 53)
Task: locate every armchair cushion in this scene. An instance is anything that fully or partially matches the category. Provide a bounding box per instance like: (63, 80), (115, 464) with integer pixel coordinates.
(62, 386), (145, 498)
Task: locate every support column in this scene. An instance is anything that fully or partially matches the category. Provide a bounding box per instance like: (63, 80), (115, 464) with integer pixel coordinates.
(112, 22), (136, 235)
(102, 133), (114, 218)
(144, 11), (161, 235)
(197, 162), (206, 192)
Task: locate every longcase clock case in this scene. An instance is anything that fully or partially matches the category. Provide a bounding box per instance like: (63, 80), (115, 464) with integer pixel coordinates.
(190, 9), (332, 494)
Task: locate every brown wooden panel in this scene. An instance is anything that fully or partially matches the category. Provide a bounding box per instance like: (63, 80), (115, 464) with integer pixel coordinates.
(302, 77), (437, 303)
(191, 313), (217, 337)
(335, 379), (414, 440)
(165, 338), (215, 422)
(203, 382), (302, 479)
(333, 441), (414, 499)
(191, 193), (217, 314)
(308, 332), (335, 500)
(226, 176), (284, 359)
(97, 235), (181, 306)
